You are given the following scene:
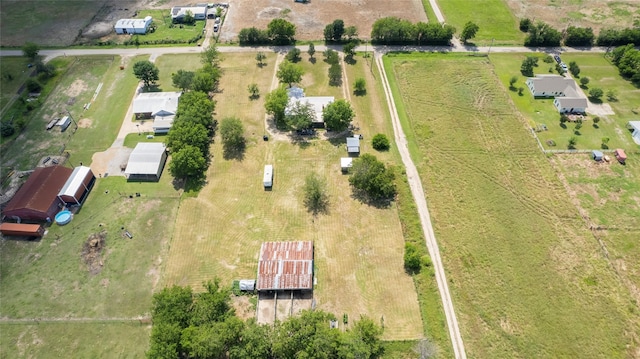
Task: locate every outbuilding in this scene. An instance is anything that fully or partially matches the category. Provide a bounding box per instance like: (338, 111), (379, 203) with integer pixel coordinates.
(628, 121), (640, 145)
(115, 16), (153, 35)
(2, 166), (72, 222)
(346, 136), (360, 156)
(263, 165), (273, 189)
(171, 5), (207, 22)
(239, 280), (256, 291)
(0, 223), (45, 238)
(57, 166), (96, 205)
(124, 143), (167, 182)
(257, 241), (314, 292)
(340, 157), (353, 173)
(57, 116), (71, 132)
(615, 149), (627, 164)
(592, 150), (604, 161)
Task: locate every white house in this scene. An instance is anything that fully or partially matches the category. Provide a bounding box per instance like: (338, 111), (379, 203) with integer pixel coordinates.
(124, 143), (168, 182)
(285, 86), (334, 128)
(628, 121), (640, 145)
(526, 74), (587, 114)
(171, 5), (207, 22)
(115, 16), (153, 35)
(132, 92), (181, 133)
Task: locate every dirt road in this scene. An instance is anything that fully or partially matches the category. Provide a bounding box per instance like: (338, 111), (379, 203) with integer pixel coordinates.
(375, 53), (467, 359)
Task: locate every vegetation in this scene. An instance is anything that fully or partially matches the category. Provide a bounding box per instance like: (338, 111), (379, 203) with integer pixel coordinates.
(121, 10), (204, 46)
(264, 87), (289, 128)
(354, 77), (367, 95)
(324, 19), (346, 42)
(276, 61), (304, 87)
(596, 27), (640, 46)
(372, 133), (390, 151)
(323, 99), (355, 131)
(588, 87), (604, 101)
(267, 18), (296, 45)
(285, 48), (301, 63)
(303, 172), (330, 216)
(371, 17), (456, 45)
(21, 42), (39, 60)
(580, 77), (590, 87)
(569, 61), (581, 77)
(220, 117), (246, 160)
(171, 69), (194, 91)
(403, 242), (422, 273)
(564, 26), (595, 46)
(133, 60), (159, 90)
(436, 0), (522, 43)
(255, 52), (266, 66)
(248, 83), (259, 99)
(307, 43), (315, 60)
(520, 56), (538, 77)
(524, 21), (562, 46)
(238, 27), (270, 45)
(460, 21), (479, 43)
(609, 44), (640, 86)
(349, 154), (397, 202)
(519, 18), (532, 32)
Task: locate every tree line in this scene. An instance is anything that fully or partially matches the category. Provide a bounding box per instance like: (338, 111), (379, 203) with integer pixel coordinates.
(521, 18), (640, 47)
(609, 44), (640, 86)
(147, 281), (384, 359)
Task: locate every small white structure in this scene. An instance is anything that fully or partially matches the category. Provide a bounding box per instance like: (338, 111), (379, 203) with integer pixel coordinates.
(115, 16), (153, 35)
(628, 121), (640, 145)
(340, 157), (353, 173)
(171, 5), (207, 22)
(152, 117), (174, 134)
(263, 165), (273, 189)
(57, 116), (71, 131)
(346, 136), (360, 156)
(526, 74), (587, 114)
(285, 86), (334, 127)
(239, 280), (256, 291)
(124, 143), (168, 182)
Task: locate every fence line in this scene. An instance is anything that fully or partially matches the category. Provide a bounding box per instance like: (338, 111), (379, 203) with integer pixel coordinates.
(529, 128), (616, 155)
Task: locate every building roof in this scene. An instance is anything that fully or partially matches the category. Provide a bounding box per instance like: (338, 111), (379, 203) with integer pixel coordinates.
(124, 143), (167, 176)
(286, 96), (334, 123)
(115, 16), (153, 30)
(555, 97), (588, 109)
(341, 157), (353, 168)
(132, 92), (181, 116)
(58, 166), (93, 198)
(287, 86), (305, 99)
(152, 116), (175, 129)
(3, 166), (72, 217)
(346, 137), (360, 153)
(628, 121), (640, 132)
(257, 241), (314, 291)
(527, 74), (583, 96)
(171, 5), (207, 17)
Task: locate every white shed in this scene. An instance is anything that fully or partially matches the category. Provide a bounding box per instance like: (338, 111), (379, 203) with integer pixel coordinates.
(340, 157), (353, 173)
(628, 121), (640, 145)
(115, 16), (153, 35)
(263, 165), (273, 189)
(124, 143), (167, 181)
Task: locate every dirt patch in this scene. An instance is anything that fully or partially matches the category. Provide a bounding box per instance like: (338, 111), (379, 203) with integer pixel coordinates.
(82, 231), (107, 275)
(231, 295), (256, 320)
(65, 79), (89, 98)
(551, 153), (616, 179)
(78, 118), (93, 128)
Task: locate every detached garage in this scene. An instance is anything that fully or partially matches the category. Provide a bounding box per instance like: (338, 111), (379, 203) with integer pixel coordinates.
(124, 143), (167, 182)
(2, 166), (72, 222)
(57, 166), (96, 205)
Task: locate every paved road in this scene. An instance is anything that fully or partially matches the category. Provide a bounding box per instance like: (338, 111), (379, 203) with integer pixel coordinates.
(429, 0), (446, 23)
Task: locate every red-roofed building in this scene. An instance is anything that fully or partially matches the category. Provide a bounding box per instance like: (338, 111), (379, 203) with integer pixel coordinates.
(2, 166), (72, 222)
(257, 241), (314, 291)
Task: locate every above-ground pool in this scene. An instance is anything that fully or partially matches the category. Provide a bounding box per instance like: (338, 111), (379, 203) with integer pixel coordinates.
(55, 210), (72, 225)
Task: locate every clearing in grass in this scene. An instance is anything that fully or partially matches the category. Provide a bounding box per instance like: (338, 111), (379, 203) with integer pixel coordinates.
(384, 52), (640, 358)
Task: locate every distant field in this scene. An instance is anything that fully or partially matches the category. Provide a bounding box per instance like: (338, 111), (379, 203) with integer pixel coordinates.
(491, 53), (640, 150)
(436, 0), (523, 44)
(384, 52), (639, 357)
(162, 52), (423, 340)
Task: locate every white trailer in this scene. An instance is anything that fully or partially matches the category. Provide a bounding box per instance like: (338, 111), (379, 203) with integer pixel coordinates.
(263, 165), (273, 189)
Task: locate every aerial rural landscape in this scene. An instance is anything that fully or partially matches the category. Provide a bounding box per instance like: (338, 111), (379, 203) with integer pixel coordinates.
(0, 0), (639, 358)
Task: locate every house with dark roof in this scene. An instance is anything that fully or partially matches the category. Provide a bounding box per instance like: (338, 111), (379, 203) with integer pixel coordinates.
(526, 75), (587, 114)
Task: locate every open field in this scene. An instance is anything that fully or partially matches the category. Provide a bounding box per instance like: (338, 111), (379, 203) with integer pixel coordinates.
(384, 52), (640, 357)
(154, 54), (204, 91)
(218, 0), (428, 43)
(491, 52), (640, 150)
(437, 0), (523, 45)
(0, 322), (150, 358)
(0, 57), (32, 111)
(162, 52), (423, 340)
(506, 0), (640, 33)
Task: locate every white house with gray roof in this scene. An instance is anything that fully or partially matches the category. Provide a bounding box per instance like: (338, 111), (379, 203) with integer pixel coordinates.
(526, 74), (587, 114)
(285, 86), (334, 128)
(133, 92), (182, 133)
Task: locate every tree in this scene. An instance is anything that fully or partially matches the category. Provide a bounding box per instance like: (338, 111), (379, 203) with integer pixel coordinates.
(524, 21), (562, 46)
(171, 69), (194, 91)
(520, 57), (537, 77)
(564, 26), (595, 47)
(272, 310), (341, 359)
(267, 18), (296, 45)
(201, 44), (221, 66)
(568, 136), (577, 149)
(345, 26), (358, 40)
(229, 320), (273, 359)
(339, 316), (384, 359)
(35, 60), (55, 79)
(248, 83), (259, 99)
(324, 19), (345, 42)
(580, 77), (590, 87)
(404, 243), (422, 273)
(238, 27), (270, 45)
(588, 87), (603, 101)
(175, 91), (216, 134)
(569, 61), (580, 77)
(323, 99), (354, 131)
(372, 133), (390, 151)
(460, 21), (479, 43)
(509, 75), (518, 89)
(166, 122), (210, 156)
(169, 145), (207, 179)
(192, 71), (215, 93)
(354, 77), (366, 95)
(285, 48), (301, 63)
(265, 87), (289, 127)
(285, 101), (315, 130)
(255, 52), (266, 66)
(349, 154), (397, 201)
(343, 42), (357, 58)
(22, 42), (39, 60)
(328, 63), (342, 86)
(220, 117), (246, 160)
(276, 61), (303, 87)
(151, 285), (194, 328)
(183, 10), (195, 25)
(519, 18), (532, 32)
(133, 60), (159, 90)
(25, 78), (42, 93)
(303, 172), (329, 216)
(307, 43), (316, 59)
(324, 49), (340, 65)
(606, 89), (618, 101)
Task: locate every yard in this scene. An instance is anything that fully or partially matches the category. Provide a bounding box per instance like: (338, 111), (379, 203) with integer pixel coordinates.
(491, 52), (640, 151)
(128, 10), (206, 45)
(153, 53), (204, 91)
(0, 57), (33, 112)
(384, 52), (639, 358)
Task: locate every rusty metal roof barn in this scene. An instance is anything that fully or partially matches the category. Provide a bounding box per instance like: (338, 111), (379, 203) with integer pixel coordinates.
(257, 241), (314, 291)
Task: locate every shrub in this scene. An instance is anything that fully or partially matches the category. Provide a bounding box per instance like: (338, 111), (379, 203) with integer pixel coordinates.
(404, 243), (422, 273)
(519, 18), (532, 32)
(371, 133), (390, 151)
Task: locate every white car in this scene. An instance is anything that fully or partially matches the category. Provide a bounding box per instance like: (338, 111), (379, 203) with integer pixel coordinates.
(561, 62), (568, 71)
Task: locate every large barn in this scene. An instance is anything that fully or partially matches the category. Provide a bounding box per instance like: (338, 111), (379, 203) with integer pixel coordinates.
(124, 143), (168, 182)
(2, 166), (72, 222)
(256, 241), (314, 292)
(57, 166), (96, 205)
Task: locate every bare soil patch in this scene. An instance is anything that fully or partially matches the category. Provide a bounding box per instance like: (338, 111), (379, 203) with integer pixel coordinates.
(65, 80), (89, 98)
(81, 231), (107, 275)
(78, 118), (93, 128)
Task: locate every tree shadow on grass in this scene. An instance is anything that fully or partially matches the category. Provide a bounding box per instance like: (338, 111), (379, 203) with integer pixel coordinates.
(350, 189), (393, 209)
(222, 142), (246, 161)
(173, 175), (206, 195)
(309, 57), (316, 64)
(354, 89), (367, 97)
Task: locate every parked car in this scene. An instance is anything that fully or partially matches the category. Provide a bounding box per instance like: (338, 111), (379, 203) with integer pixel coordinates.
(561, 62), (568, 71)
(554, 55), (561, 64)
(213, 24), (219, 32)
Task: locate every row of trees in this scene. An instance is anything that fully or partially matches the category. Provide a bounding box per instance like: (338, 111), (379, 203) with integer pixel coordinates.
(323, 19), (358, 43)
(371, 17), (456, 45)
(609, 44), (640, 86)
(147, 281), (384, 359)
(521, 18), (640, 47)
(238, 18), (296, 45)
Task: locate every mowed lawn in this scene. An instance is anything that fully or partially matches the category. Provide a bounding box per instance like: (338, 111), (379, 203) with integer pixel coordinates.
(437, 0), (523, 44)
(491, 53), (640, 151)
(384, 53), (639, 357)
(162, 52), (423, 340)
(154, 54), (204, 92)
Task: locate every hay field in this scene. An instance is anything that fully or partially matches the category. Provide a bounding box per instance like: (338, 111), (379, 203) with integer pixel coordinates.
(385, 52), (640, 357)
(162, 53), (423, 340)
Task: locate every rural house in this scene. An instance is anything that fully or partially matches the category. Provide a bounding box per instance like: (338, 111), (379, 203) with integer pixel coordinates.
(257, 241), (314, 292)
(170, 5), (207, 22)
(285, 86), (334, 128)
(526, 74), (587, 114)
(627, 121), (640, 145)
(124, 143), (168, 182)
(115, 16), (153, 35)
(132, 92), (181, 134)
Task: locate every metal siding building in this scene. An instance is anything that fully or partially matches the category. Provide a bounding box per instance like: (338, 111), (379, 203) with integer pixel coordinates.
(124, 143), (168, 182)
(257, 241), (314, 291)
(57, 166), (96, 205)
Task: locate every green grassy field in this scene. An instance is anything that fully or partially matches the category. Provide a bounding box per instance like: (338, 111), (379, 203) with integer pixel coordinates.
(153, 54), (204, 91)
(0, 57), (33, 111)
(437, 0), (523, 44)
(131, 10), (205, 44)
(491, 53), (640, 151)
(384, 52), (639, 358)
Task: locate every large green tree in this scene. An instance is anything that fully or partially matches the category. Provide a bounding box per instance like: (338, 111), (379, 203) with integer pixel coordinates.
(22, 42), (39, 60)
(323, 99), (354, 131)
(166, 122), (210, 156)
(171, 69), (194, 91)
(133, 60), (160, 89)
(303, 172), (329, 216)
(267, 18), (296, 45)
(324, 19), (345, 42)
(349, 154), (397, 201)
(277, 61), (304, 87)
(201, 44), (221, 66)
(175, 91), (216, 134)
(220, 117), (246, 160)
(460, 21), (479, 43)
(285, 100), (315, 130)
(169, 145), (207, 179)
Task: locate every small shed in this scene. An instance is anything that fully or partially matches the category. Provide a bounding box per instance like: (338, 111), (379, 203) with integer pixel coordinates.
(0, 223), (45, 237)
(340, 157), (353, 173)
(239, 279), (256, 291)
(628, 121), (640, 145)
(592, 150), (603, 161)
(57, 116), (71, 132)
(346, 136), (360, 156)
(263, 165), (273, 189)
(615, 149), (627, 164)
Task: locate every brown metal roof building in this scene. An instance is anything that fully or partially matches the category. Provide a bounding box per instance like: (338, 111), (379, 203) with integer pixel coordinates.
(257, 241), (314, 291)
(2, 166), (72, 222)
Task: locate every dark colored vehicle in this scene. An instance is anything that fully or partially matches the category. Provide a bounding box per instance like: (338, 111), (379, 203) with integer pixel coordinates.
(554, 55), (561, 64)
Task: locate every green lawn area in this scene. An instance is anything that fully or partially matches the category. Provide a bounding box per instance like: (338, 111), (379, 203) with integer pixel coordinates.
(420, 0), (439, 23)
(154, 53), (204, 92)
(384, 52), (639, 358)
(0, 57), (32, 111)
(123, 133), (166, 148)
(437, 0), (523, 45)
(491, 53), (640, 151)
(130, 10), (205, 44)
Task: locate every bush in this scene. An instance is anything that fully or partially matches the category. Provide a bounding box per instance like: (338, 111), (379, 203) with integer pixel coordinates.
(588, 87), (603, 100)
(0, 122), (15, 137)
(404, 243), (422, 273)
(25, 78), (42, 93)
(519, 18), (532, 32)
(371, 133), (390, 151)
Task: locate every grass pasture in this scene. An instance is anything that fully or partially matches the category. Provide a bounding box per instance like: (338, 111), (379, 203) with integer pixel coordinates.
(436, 0), (523, 44)
(154, 54), (204, 92)
(131, 10), (205, 45)
(491, 53), (640, 151)
(0, 57), (33, 111)
(384, 52), (639, 357)
(162, 52), (423, 340)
